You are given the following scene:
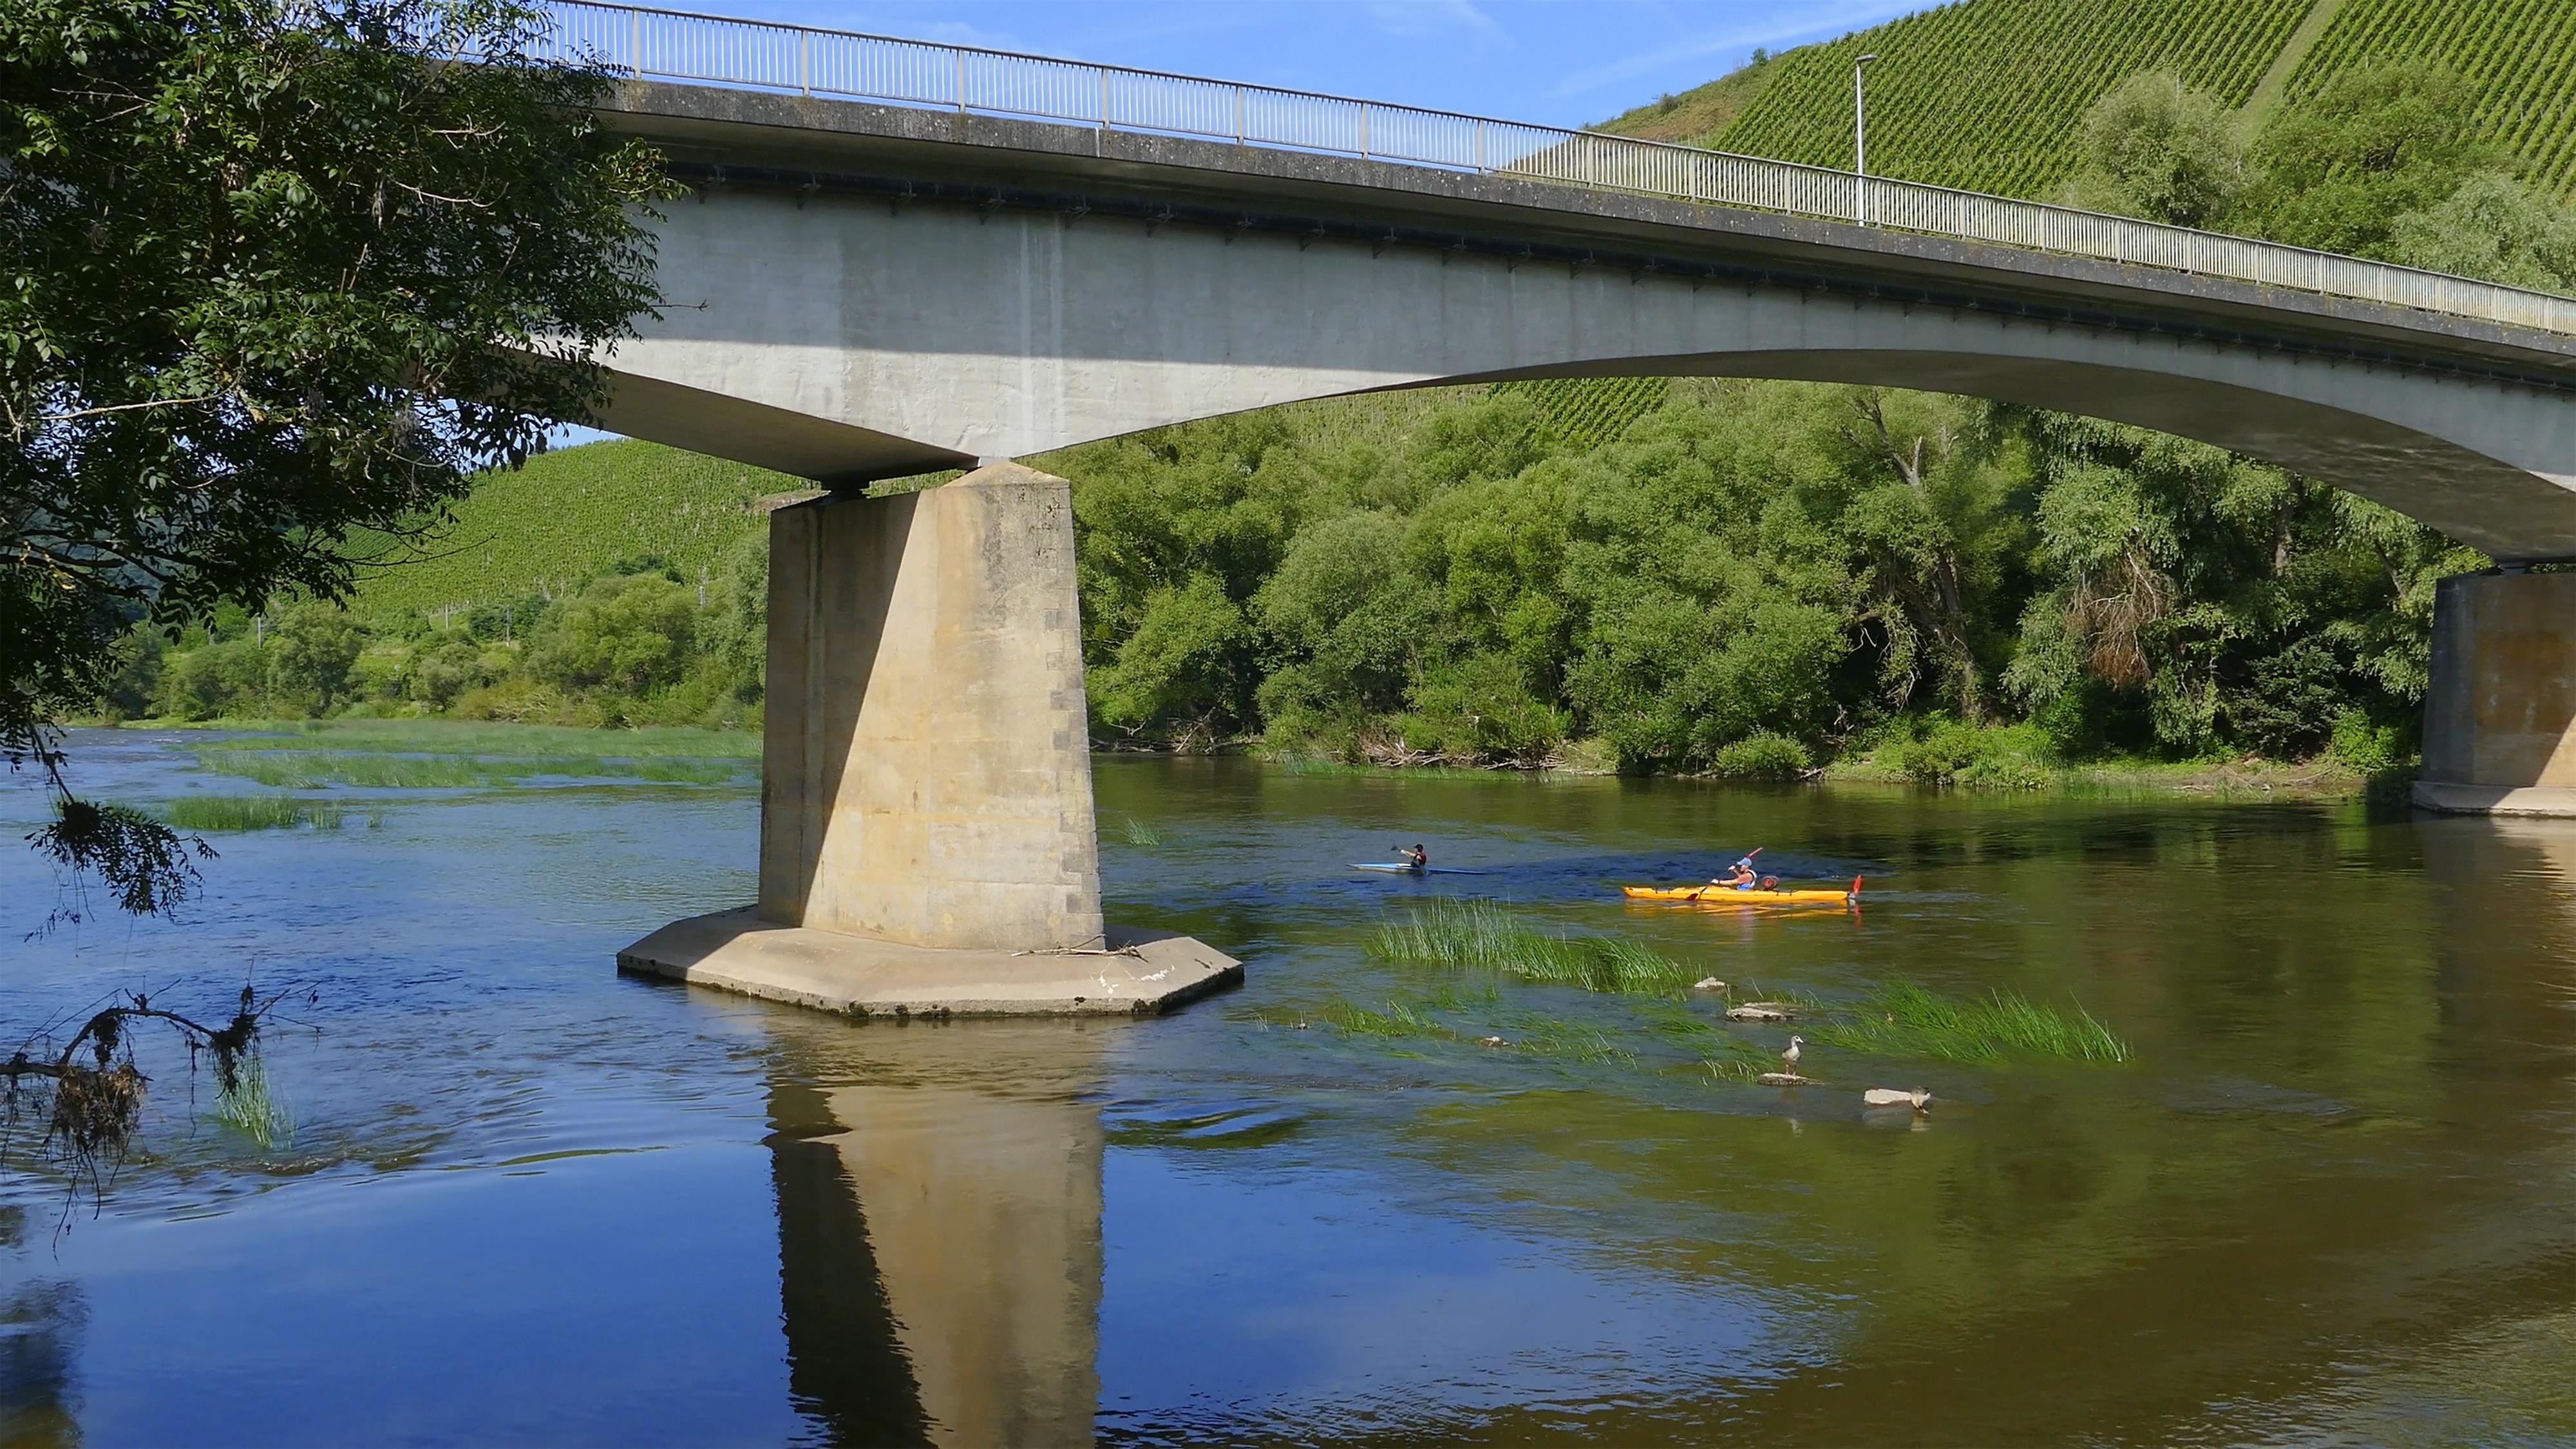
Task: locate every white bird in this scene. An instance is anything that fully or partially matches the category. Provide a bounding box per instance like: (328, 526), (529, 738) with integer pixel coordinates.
(1863, 1088), (1932, 1112)
(1781, 1035), (1804, 1075)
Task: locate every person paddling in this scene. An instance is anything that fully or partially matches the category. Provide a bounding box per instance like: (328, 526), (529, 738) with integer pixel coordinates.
(1395, 842), (1430, 871)
(1713, 849), (1763, 891)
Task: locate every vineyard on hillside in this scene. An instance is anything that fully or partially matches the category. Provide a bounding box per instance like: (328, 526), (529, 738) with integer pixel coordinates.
(2287, 0), (2576, 196)
(346, 440), (802, 618)
(1492, 377), (1672, 451)
(1602, 0), (2576, 204)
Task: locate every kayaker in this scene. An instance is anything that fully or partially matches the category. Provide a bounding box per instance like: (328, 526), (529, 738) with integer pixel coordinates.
(1714, 850), (1761, 890)
(1396, 842), (1429, 871)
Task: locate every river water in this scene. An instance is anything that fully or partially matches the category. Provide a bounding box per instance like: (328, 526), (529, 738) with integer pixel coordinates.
(5, 730), (2575, 1445)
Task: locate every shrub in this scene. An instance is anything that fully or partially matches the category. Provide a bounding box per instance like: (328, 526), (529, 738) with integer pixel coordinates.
(1897, 719), (1991, 782)
(1404, 652), (1569, 766)
(1708, 732), (1811, 781)
(2330, 708), (2409, 775)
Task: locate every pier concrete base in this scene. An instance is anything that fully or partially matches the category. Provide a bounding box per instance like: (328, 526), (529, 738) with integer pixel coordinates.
(620, 462), (1238, 1014)
(2414, 571), (2576, 818)
(618, 907), (1242, 1016)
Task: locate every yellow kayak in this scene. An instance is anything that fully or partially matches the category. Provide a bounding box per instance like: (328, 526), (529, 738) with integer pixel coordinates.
(1623, 877), (1861, 905)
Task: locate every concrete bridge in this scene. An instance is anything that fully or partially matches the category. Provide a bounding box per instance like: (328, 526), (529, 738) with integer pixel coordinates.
(596, 8), (2576, 1007)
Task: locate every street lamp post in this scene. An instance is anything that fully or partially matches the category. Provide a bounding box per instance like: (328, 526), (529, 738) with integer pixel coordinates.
(1854, 52), (1880, 225)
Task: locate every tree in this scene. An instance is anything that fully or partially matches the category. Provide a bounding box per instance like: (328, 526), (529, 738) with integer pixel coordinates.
(2383, 172), (2576, 292)
(2, 0), (672, 923)
(2242, 62), (2498, 258)
(525, 573), (699, 695)
(267, 603), (366, 714)
(2060, 71), (2246, 229)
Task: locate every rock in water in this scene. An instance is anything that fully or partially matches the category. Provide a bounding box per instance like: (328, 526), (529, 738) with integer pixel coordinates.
(1863, 1088), (1933, 1111)
(1727, 1005), (1792, 1022)
(1757, 1072), (1815, 1086)
(1692, 977), (1727, 992)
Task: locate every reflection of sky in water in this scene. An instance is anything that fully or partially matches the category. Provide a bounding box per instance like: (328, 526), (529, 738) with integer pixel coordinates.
(6, 734), (2576, 1443)
(1098, 1150), (1811, 1441)
(36, 1146), (802, 1446)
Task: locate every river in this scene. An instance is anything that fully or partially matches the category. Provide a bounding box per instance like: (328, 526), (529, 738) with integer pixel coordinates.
(5, 729), (2575, 1444)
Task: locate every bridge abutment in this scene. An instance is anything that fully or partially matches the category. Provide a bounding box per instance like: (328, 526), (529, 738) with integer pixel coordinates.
(618, 463), (1240, 1014)
(2414, 571), (2576, 817)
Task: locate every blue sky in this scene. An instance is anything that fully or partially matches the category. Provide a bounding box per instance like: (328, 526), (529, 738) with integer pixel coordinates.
(679, 0), (1924, 129)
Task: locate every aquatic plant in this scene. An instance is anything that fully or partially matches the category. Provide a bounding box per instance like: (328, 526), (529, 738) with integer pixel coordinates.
(1325, 999), (1448, 1039)
(190, 746), (746, 791)
(1504, 1018), (1638, 1067)
(158, 795), (347, 831)
(1368, 898), (1705, 996)
(202, 720), (761, 759)
(1122, 815), (1165, 846)
(1808, 981), (2134, 1064)
(208, 1056), (296, 1151)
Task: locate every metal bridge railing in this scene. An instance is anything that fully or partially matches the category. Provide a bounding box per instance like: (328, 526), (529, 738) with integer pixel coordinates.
(535, 1), (2576, 339)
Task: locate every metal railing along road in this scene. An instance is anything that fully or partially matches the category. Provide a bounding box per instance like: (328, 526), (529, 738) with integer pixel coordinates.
(536, 1), (2576, 339)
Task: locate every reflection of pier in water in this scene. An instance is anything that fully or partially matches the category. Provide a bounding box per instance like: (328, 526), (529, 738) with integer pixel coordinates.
(762, 1018), (1106, 1446)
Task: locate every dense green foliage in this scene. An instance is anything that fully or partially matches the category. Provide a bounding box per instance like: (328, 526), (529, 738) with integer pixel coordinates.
(2, 0), (670, 920)
(1604, 0), (2576, 204)
(129, 531), (770, 730)
(1056, 377), (2465, 772)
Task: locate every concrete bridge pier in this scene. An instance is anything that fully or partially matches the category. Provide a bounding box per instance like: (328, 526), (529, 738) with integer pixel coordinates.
(2414, 571), (2576, 817)
(618, 462), (1240, 1014)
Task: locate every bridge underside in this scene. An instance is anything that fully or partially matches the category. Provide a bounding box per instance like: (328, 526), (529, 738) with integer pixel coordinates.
(595, 84), (2576, 1002)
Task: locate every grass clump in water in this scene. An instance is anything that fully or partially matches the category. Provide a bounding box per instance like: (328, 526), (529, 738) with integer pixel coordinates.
(191, 746), (748, 790)
(159, 795), (347, 831)
(1368, 898), (1703, 996)
(201, 719), (759, 759)
(208, 1057), (296, 1150)
(1121, 815), (1165, 846)
(1806, 981), (2132, 1064)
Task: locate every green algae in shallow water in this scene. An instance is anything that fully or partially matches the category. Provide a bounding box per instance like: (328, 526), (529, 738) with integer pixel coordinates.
(1368, 898), (1705, 995)
(158, 795), (348, 831)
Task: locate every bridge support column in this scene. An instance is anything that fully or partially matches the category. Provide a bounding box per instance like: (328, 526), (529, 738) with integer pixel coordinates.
(2413, 571), (2576, 817)
(618, 462), (1240, 1014)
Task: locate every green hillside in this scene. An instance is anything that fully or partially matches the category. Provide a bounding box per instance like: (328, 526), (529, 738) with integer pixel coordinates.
(347, 439), (806, 618)
(1604, 0), (2576, 202)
